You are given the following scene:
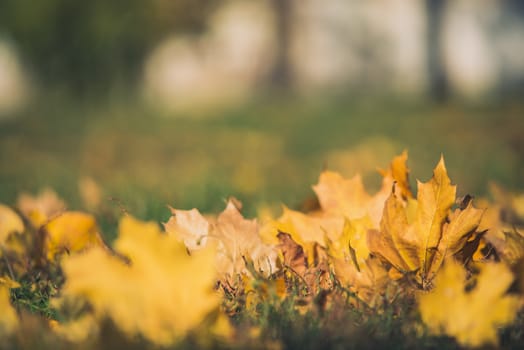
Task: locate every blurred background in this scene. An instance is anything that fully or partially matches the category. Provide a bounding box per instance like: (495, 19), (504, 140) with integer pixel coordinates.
(0, 0), (523, 219)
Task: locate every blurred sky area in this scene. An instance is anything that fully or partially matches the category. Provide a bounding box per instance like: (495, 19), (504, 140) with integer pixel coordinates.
(0, 0), (523, 214)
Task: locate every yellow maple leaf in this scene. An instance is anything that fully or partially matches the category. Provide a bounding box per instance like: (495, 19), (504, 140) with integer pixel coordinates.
(313, 151), (412, 228)
(368, 157), (484, 287)
(415, 156), (456, 274)
(376, 192), (418, 272)
(428, 200), (485, 277)
(477, 184), (524, 265)
(213, 201), (273, 277)
(164, 207), (210, 250)
(44, 211), (107, 261)
(277, 206), (342, 244)
(378, 150), (413, 200)
(56, 215), (221, 345)
(272, 153), (413, 303)
(313, 172), (372, 220)
(266, 205), (347, 268)
(327, 218), (388, 306)
(419, 260), (519, 347)
(166, 200), (277, 280)
(328, 217), (371, 268)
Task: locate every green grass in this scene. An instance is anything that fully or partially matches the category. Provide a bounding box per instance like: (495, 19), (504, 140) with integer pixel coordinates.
(1, 93), (523, 217)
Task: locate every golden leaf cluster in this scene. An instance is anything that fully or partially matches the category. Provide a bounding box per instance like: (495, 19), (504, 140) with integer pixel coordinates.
(0, 153), (523, 348)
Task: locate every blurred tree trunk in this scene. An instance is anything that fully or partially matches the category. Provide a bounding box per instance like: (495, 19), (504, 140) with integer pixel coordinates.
(426, 0), (448, 102)
(270, 0), (293, 89)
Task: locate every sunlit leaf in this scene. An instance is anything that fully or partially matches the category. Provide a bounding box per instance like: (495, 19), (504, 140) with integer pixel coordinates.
(419, 260), (519, 347)
(415, 156), (456, 274)
(368, 157), (483, 286)
(378, 150), (413, 200)
(56, 215), (222, 345)
(44, 211), (106, 261)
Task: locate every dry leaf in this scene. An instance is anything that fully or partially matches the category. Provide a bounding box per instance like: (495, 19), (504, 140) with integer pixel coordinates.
(165, 207), (210, 250)
(429, 200), (485, 276)
(368, 157), (483, 287)
(213, 201), (276, 278)
(378, 193), (418, 271)
(328, 217), (371, 267)
(332, 254), (388, 306)
(275, 206), (342, 255)
(44, 211), (107, 261)
(277, 231), (308, 277)
(56, 215), (221, 345)
(415, 156), (456, 274)
(419, 260), (519, 347)
(378, 150), (413, 200)
(327, 218), (389, 306)
(313, 172), (372, 220)
(278, 207), (331, 243)
(485, 229), (524, 265)
(277, 232), (331, 297)
(477, 185), (524, 265)
(166, 200), (277, 280)
(314, 151), (412, 227)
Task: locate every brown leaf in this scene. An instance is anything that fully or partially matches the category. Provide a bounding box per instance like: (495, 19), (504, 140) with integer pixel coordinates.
(164, 208), (210, 251)
(277, 231), (332, 298)
(277, 231), (307, 277)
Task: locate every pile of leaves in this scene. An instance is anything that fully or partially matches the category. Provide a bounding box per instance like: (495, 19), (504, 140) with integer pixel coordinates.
(1, 152), (524, 349)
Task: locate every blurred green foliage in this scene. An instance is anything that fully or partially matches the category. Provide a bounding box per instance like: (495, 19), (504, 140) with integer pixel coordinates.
(0, 93), (522, 221)
(0, 0), (219, 92)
